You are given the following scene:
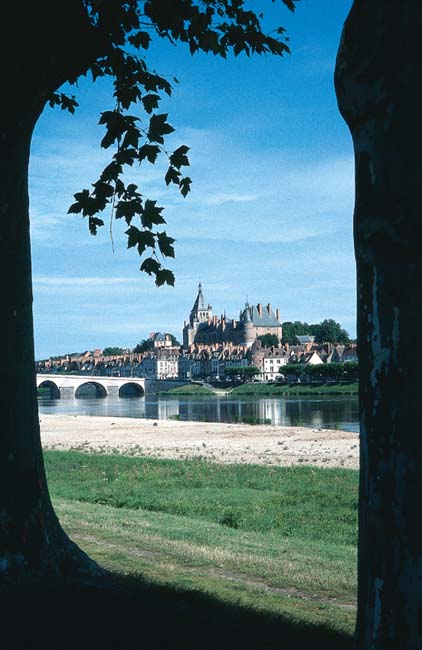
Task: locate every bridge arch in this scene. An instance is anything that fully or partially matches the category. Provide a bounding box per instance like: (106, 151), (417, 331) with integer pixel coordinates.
(37, 380), (60, 399)
(75, 381), (107, 399)
(118, 382), (145, 397)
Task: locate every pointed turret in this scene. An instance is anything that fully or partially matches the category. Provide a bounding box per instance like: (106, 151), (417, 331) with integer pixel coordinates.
(189, 282), (212, 325)
(191, 282), (205, 315)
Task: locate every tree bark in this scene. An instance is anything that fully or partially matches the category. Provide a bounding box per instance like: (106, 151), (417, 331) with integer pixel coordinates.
(335, 2), (422, 648)
(0, 102), (106, 580)
(0, 2), (108, 579)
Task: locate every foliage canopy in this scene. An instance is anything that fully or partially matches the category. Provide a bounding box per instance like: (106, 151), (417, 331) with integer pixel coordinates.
(133, 339), (154, 353)
(225, 365), (260, 379)
(102, 346), (125, 356)
(282, 319), (350, 345)
(258, 333), (280, 348)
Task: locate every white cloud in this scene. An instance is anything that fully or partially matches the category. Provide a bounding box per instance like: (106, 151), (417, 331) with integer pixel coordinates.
(201, 191), (260, 206)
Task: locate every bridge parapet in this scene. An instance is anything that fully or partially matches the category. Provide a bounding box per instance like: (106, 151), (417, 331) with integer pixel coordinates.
(36, 374), (146, 399)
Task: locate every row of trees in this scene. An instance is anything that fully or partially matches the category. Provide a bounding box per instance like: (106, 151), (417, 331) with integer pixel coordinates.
(257, 319), (352, 348)
(282, 361), (359, 382)
(224, 366), (261, 380)
(225, 362), (358, 383)
(101, 346), (125, 356)
(281, 319), (351, 345)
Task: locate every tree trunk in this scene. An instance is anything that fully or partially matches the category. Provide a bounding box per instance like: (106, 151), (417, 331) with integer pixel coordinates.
(0, 106), (104, 579)
(335, 2), (422, 648)
(0, 2), (108, 579)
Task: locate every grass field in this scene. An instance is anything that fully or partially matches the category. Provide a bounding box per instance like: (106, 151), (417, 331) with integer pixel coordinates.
(158, 383), (215, 396)
(161, 382), (359, 396)
(44, 451), (358, 641)
(229, 382), (358, 396)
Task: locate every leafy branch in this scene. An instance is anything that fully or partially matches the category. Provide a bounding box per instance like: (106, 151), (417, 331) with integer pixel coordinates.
(61, 0), (297, 286)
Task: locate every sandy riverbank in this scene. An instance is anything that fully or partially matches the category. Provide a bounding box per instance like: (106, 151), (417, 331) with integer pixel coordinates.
(39, 414), (359, 469)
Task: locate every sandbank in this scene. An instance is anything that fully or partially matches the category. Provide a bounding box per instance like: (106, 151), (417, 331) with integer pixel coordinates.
(39, 414), (359, 469)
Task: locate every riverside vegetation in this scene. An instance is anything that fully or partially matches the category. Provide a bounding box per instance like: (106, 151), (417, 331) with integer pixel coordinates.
(161, 381), (358, 397)
(159, 362), (359, 397)
(44, 450), (358, 642)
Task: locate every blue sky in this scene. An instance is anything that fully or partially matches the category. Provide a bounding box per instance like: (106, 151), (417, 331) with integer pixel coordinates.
(30, 0), (354, 360)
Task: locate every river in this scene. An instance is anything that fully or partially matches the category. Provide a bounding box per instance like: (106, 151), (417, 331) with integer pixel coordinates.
(38, 394), (359, 432)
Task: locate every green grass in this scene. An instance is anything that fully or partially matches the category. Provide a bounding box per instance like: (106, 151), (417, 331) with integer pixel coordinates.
(160, 381), (358, 396)
(45, 452), (358, 545)
(44, 451), (358, 637)
(159, 383), (215, 396)
(230, 382), (358, 396)
(55, 496), (357, 600)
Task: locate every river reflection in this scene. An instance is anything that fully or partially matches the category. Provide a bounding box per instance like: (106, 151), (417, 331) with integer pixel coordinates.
(38, 394), (359, 432)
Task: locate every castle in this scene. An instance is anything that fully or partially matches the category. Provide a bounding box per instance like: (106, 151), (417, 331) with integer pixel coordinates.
(182, 283), (282, 349)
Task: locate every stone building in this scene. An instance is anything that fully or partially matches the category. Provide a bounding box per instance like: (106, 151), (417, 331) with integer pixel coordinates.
(140, 350), (179, 379)
(182, 283), (282, 349)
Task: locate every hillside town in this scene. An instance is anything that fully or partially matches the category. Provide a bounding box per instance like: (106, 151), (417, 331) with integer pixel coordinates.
(36, 283), (357, 382)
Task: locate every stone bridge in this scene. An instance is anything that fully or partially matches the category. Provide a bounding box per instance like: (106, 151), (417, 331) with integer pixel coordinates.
(36, 374), (145, 399)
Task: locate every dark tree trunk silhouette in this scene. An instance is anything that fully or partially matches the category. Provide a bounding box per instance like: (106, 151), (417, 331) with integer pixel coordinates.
(335, 2), (422, 648)
(0, 1), (106, 578)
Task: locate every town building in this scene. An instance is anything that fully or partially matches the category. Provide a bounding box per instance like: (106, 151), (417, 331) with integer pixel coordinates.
(140, 350), (179, 379)
(261, 347), (289, 382)
(179, 343), (250, 380)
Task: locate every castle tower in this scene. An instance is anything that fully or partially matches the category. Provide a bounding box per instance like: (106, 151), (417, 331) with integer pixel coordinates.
(183, 283), (213, 348)
(242, 302), (255, 347)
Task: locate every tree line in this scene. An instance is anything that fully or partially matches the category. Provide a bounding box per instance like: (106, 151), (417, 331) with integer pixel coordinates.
(281, 318), (351, 345)
(282, 361), (359, 381)
(257, 318), (352, 348)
